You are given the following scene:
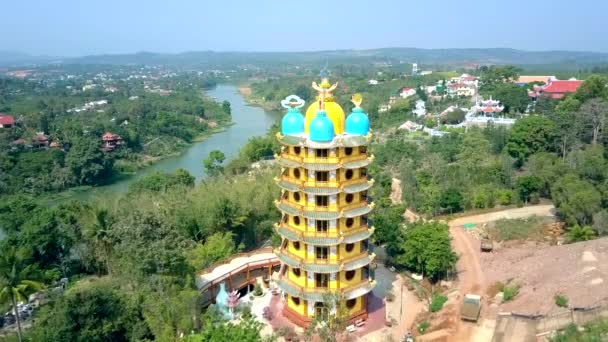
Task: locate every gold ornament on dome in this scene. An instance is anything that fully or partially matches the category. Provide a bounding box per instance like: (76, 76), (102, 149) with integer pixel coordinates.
(351, 93), (363, 108)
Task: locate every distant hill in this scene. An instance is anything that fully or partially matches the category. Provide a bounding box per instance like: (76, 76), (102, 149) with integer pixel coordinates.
(0, 51), (58, 67)
(2, 48), (608, 69)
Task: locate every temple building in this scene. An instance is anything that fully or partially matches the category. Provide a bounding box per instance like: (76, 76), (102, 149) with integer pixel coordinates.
(273, 75), (376, 327)
(473, 97), (504, 116)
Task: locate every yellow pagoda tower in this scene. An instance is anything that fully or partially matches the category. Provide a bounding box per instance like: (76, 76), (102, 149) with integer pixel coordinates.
(274, 74), (376, 327)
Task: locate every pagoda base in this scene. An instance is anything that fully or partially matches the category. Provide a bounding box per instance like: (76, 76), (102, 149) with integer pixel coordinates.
(281, 294), (370, 328)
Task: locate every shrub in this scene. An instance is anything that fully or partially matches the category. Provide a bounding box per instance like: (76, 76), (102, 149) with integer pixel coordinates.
(241, 304), (253, 319)
(418, 321), (431, 334)
(430, 294), (448, 312)
(555, 294), (569, 308)
(501, 284), (520, 302)
(253, 283), (263, 296)
(496, 189), (514, 205)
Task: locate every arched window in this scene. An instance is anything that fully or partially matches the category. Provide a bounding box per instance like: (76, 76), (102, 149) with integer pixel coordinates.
(345, 147), (353, 156)
(294, 147), (301, 155)
(345, 270), (356, 281)
(345, 169), (353, 180)
(282, 215), (288, 223)
(293, 192), (301, 202)
(291, 296), (301, 305)
(345, 243), (355, 253)
(346, 218), (354, 228)
(293, 168), (301, 179)
(292, 268), (301, 277)
(345, 193), (354, 203)
(293, 241), (301, 250)
(293, 216), (301, 225)
(346, 298), (357, 309)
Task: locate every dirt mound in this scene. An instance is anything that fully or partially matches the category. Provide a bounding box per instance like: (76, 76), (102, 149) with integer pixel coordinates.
(481, 238), (608, 315)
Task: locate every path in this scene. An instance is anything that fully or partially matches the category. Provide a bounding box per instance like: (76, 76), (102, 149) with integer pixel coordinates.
(196, 247), (278, 291)
(390, 178), (402, 204)
(447, 204), (555, 341)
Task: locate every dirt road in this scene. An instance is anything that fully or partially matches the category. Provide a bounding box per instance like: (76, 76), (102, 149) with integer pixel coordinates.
(447, 205), (555, 341)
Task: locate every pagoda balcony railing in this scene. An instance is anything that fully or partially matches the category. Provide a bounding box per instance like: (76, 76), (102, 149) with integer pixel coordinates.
(275, 199), (374, 219)
(276, 199), (372, 213)
(276, 175), (371, 189)
(273, 223), (373, 245)
(274, 247), (376, 273)
(275, 152), (370, 166)
(277, 276), (376, 301)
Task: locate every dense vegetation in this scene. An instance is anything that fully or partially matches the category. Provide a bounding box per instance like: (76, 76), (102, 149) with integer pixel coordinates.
(0, 166), (279, 341)
(368, 74), (608, 241)
(0, 72), (230, 196)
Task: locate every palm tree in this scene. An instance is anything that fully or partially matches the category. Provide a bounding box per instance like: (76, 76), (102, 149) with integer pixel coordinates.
(85, 207), (114, 275)
(567, 225), (596, 243)
(0, 248), (43, 342)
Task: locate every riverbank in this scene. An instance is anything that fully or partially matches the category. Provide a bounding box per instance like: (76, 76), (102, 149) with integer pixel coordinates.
(6, 84), (281, 204)
(238, 84), (280, 112)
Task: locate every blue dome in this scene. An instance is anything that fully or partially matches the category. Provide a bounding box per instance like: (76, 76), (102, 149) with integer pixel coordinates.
(345, 108), (370, 135)
(281, 108), (305, 135)
(309, 110), (335, 142)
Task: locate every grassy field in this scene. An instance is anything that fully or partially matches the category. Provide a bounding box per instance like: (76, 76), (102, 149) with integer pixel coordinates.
(487, 216), (556, 241)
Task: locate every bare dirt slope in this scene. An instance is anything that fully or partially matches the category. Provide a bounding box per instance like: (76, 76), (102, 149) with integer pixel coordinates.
(482, 238), (608, 316)
(447, 205), (556, 341)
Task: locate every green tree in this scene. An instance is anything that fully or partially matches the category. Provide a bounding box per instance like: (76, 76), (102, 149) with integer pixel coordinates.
(221, 100), (231, 115)
(551, 97), (581, 160)
(575, 75), (608, 102)
(187, 314), (263, 341)
(487, 83), (529, 113)
(372, 204), (406, 245)
(29, 281), (149, 342)
(592, 210), (608, 236)
(203, 150), (226, 177)
(515, 176), (543, 203)
(65, 136), (112, 185)
(443, 108), (466, 124)
(186, 232), (237, 269)
(439, 188), (463, 213)
(552, 174), (602, 226)
(479, 65), (521, 90)
(578, 98), (607, 145)
(507, 116), (557, 166)
(84, 207), (115, 275)
(394, 221), (457, 281)
(0, 247), (43, 342)
(174, 168), (196, 187)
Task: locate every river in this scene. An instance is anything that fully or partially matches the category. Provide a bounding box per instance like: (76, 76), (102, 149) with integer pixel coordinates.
(70, 84), (280, 201)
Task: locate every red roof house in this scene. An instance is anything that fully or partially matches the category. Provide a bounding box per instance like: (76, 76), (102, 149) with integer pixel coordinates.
(541, 80), (583, 99)
(0, 114), (15, 128)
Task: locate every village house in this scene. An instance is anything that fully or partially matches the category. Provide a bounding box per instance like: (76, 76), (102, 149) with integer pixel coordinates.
(447, 83), (476, 97)
(412, 100), (427, 117)
(101, 132), (125, 152)
(528, 79), (584, 99)
(399, 87), (416, 99)
(368, 79), (379, 85)
(516, 75), (556, 86)
(32, 133), (49, 149)
(0, 114), (15, 128)
(378, 104), (391, 113)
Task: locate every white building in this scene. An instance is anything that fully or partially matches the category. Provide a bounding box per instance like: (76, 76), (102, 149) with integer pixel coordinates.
(447, 83), (476, 97)
(399, 87), (416, 99)
(368, 79), (379, 85)
(378, 104), (391, 113)
(413, 100), (427, 117)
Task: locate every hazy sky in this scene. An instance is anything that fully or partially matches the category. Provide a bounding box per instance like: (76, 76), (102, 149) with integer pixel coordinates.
(2, 0), (607, 56)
